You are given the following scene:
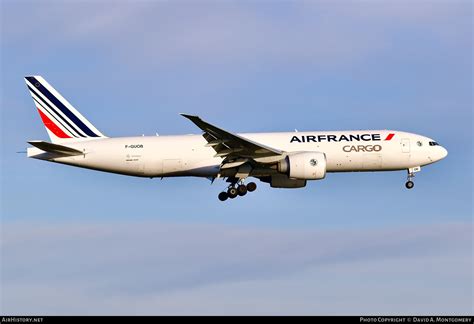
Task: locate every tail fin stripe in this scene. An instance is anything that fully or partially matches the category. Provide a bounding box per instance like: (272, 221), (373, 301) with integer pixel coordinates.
(36, 108), (72, 139)
(25, 77), (100, 137)
(28, 85), (85, 138)
(33, 96), (78, 138)
(26, 82), (87, 137)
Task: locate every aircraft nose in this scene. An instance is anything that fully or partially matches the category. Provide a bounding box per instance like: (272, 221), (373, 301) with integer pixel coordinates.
(439, 146), (448, 160)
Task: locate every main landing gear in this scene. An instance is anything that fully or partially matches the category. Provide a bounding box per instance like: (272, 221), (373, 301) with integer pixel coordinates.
(218, 181), (257, 201)
(405, 166), (420, 190)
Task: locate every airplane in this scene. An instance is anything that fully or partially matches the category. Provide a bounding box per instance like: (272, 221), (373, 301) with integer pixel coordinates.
(24, 76), (448, 201)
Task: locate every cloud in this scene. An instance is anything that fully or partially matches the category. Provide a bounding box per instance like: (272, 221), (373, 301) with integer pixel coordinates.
(1, 221), (472, 314)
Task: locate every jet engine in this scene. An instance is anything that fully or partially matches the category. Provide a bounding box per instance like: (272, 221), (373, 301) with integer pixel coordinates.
(277, 151), (327, 180)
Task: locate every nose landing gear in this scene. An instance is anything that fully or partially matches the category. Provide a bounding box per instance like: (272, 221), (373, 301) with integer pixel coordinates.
(218, 181), (257, 201)
(405, 166), (421, 190)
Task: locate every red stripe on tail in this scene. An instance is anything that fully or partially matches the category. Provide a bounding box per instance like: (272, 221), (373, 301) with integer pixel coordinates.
(385, 133), (395, 141)
(37, 108), (71, 138)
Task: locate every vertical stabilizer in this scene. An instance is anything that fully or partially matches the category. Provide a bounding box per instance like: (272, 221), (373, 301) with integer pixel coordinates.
(25, 76), (106, 143)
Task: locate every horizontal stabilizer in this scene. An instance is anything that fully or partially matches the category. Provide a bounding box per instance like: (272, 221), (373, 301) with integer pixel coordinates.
(28, 140), (83, 156)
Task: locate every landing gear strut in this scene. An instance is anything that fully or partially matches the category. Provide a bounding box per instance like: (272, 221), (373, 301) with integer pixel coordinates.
(217, 180), (258, 201)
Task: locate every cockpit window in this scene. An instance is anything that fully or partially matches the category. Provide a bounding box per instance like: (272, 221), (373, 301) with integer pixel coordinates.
(429, 141), (440, 146)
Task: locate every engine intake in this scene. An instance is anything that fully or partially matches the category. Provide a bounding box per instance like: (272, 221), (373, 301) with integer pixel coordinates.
(278, 151), (327, 180)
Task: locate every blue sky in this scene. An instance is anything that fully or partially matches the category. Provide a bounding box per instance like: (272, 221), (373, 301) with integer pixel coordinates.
(1, 0), (472, 315)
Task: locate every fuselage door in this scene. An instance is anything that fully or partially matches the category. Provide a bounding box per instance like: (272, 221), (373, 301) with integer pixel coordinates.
(401, 138), (410, 153)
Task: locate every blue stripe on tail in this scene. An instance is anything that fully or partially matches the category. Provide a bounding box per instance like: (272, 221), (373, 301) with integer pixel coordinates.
(28, 85), (84, 138)
(25, 76), (100, 137)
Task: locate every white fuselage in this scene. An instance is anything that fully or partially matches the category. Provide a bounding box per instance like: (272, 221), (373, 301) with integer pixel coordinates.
(28, 130), (448, 179)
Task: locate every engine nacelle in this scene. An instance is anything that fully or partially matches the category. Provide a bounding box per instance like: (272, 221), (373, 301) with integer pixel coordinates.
(278, 151), (327, 180)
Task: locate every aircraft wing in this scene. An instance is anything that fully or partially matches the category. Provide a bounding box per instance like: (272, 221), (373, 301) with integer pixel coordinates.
(181, 114), (284, 161)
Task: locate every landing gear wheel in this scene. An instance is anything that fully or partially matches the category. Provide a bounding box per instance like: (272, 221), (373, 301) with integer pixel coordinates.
(405, 181), (414, 189)
(218, 192), (228, 201)
(227, 187), (238, 199)
(246, 182), (257, 192)
(237, 184), (248, 196)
